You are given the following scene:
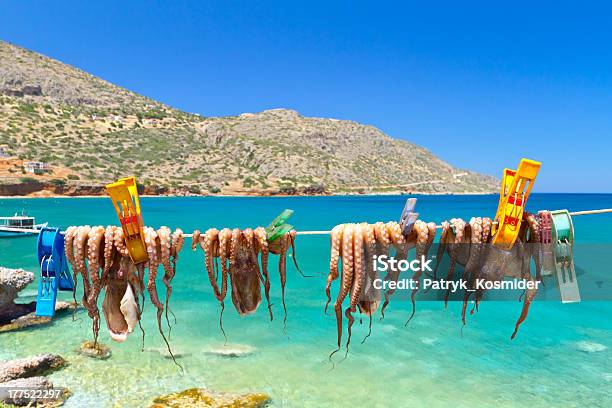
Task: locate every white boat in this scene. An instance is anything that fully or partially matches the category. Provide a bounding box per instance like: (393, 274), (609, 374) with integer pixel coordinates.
(0, 214), (48, 237)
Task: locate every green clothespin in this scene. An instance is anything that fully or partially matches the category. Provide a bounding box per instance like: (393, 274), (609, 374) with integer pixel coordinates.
(551, 209), (580, 303)
(266, 209), (294, 242)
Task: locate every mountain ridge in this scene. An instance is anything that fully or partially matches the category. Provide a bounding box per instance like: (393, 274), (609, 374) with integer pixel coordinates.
(0, 40), (497, 195)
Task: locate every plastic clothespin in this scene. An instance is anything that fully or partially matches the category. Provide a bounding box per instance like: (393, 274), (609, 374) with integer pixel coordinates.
(36, 227), (74, 317)
(491, 158), (541, 250)
(399, 198), (419, 235)
(265, 209), (294, 243)
(106, 176), (148, 264)
(551, 210), (580, 303)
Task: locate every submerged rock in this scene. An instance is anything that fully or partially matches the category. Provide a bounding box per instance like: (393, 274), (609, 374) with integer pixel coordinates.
(0, 354), (67, 383)
(145, 347), (189, 360)
(574, 341), (607, 353)
(205, 344), (256, 358)
(76, 341), (112, 360)
(151, 388), (270, 408)
(0, 267), (35, 323)
(0, 376), (70, 407)
(0, 301), (78, 333)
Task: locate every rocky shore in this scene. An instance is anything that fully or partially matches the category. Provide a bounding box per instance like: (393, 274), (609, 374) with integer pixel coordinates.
(0, 267), (76, 333)
(0, 354), (69, 406)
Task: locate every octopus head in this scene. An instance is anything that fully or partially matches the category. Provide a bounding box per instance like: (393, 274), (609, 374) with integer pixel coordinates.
(102, 257), (140, 343)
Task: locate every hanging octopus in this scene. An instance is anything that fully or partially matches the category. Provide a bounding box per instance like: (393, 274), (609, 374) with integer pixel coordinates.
(510, 213), (541, 339)
(269, 229), (299, 326)
(330, 223), (354, 360)
(253, 227), (272, 320)
(357, 223), (380, 343)
(443, 218), (467, 307)
(167, 228), (184, 330)
(380, 221), (413, 318)
(144, 227), (179, 367)
(325, 224), (345, 314)
(73, 225), (92, 314)
(86, 226), (105, 344)
(465, 217), (492, 317)
(405, 220), (436, 325)
(459, 217), (484, 325)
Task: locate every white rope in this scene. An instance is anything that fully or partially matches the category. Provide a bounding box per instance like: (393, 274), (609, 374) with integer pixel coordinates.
(1, 208), (610, 237)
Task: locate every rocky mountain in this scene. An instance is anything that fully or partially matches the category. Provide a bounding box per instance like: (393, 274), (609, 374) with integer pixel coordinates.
(0, 40), (497, 195)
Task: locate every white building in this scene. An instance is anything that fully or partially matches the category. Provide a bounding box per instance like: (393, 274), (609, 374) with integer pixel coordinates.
(24, 161), (50, 174)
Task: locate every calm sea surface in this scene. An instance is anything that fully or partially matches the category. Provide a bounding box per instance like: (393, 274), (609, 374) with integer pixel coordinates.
(0, 194), (611, 407)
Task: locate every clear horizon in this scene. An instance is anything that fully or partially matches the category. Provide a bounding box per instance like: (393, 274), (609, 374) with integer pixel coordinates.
(1, 1), (611, 192)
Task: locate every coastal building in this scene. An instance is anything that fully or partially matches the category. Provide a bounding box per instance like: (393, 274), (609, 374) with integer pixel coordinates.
(24, 161), (49, 174)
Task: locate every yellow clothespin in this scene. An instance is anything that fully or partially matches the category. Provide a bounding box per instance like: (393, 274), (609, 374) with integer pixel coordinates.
(106, 177), (148, 264)
(491, 159), (541, 250)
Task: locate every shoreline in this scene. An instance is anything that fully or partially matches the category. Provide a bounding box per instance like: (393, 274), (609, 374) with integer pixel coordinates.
(0, 191), (498, 199)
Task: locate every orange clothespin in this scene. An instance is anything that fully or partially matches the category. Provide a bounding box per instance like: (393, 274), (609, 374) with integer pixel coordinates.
(105, 177), (148, 263)
(491, 159), (541, 250)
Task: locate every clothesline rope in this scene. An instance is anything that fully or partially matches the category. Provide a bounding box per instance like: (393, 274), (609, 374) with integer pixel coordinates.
(1, 208), (611, 237)
(292, 208), (612, 236)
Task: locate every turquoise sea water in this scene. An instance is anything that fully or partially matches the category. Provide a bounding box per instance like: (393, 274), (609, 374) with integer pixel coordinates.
(0, 194), (611, 407)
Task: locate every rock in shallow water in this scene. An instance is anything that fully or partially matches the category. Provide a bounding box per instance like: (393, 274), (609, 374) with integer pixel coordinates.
(0, 301), (78, 333)
(0, 354), (67, 382)
(0, 267), (35, 323)
(76, 341), (112, 360)
(205, 344), (256, 358)
(151, 388), (270, 408)
(574, 341), (607, 353)
(0, 376), (71, 407)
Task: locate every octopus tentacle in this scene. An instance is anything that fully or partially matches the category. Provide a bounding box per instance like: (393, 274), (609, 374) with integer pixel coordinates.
(74, 226), (92, 314)
(430, 221), (450, 280)
(325, 224), (344, 314)
(471, 218), (492, 314)
(64, 226), (79, 310)
(86, 226), (105, 344)
(168, 228), (184, 327)
(202, 228), (222, 299)
(511, 282), (537, 339)
(113, 228), (129, 257)
(287, 229), (304, 277)
(345, 223), (367, 354)
(102, 226), (116, 282)
(443, 218), (466, 307)
(461, 217), (483, 325)
(359, 223), (378, 343)
(254, 227), (272, 320)
(330, 224), (354, 360)
(157, 227), (174, 334)
(278, 232), (290, 328)
(216, 228), (232, 341)
(511, 214), (541, 339)
(191, 229), (201, 251)
(380, 221), (406, 319)
(405, 220), (430, 326)
(145, 227), (181, 370)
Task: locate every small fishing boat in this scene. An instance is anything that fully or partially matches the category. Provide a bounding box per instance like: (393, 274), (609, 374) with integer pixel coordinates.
(0, 213), (48, 237)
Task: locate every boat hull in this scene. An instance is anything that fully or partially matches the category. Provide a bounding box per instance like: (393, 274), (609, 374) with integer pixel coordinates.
(0, 223), (48, 238)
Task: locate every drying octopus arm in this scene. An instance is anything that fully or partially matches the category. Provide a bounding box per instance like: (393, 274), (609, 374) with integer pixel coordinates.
(331, 224), (355, 360)
(325, 224), (344, 314)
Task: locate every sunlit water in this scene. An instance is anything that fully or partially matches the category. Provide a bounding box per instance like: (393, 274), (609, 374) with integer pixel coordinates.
(1, 194), (611, 407)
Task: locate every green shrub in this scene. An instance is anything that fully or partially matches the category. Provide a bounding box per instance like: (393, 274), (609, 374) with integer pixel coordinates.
(19, 177), (37, 183)
(49, 178), (66, 186)
(67, 174), (80, 180)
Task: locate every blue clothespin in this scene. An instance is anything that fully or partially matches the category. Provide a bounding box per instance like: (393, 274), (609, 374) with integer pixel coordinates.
(36, 227), (74, 317)
(399, 198), (419, 235)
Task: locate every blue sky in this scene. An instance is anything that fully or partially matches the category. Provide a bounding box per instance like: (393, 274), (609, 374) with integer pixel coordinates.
(1, 1), (611, 192)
